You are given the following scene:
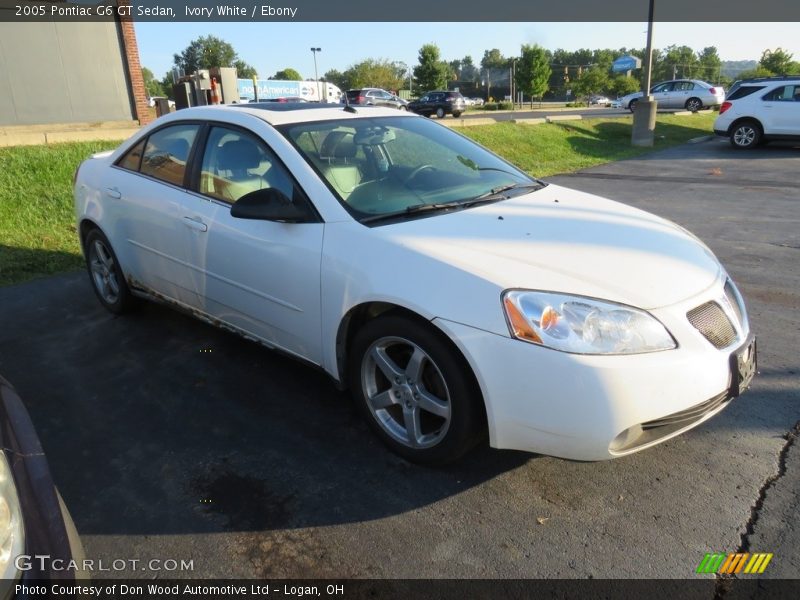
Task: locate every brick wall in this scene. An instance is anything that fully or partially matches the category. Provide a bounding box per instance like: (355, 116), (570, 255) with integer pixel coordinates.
(117, 0), (152, 125)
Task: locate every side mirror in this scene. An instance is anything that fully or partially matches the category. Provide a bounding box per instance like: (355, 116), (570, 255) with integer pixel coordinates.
(230, 188), (310, 222)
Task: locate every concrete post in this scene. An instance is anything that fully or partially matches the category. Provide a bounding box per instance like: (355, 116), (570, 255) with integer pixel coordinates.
(631, 100), (658, 147)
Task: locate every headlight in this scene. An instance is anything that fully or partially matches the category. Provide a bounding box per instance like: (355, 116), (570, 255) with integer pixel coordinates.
(502, 290), (676, 355)
(0, 451), (24, 579)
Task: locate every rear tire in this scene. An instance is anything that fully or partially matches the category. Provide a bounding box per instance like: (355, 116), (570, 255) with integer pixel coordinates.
(730, 120), (762, 149)
(685, 97), (703, 112)
(348, 314), (485, 465)
(84, 228), (138, 314)
(628, 99), (638, 113)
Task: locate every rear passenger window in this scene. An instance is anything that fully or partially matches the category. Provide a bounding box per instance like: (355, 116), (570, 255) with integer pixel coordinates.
(140, 124), (199, 187)
(117, 139), (145, 172)
(727, 86), (766, 100)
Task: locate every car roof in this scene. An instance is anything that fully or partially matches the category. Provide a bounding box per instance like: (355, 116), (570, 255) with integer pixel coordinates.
(157, 104), (414, 126)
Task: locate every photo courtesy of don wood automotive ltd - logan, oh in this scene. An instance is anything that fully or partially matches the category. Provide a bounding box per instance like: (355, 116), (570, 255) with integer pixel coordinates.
(0, 0), (798, 598)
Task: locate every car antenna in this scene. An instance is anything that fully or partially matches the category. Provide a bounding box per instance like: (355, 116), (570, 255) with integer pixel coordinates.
(343, 91), (357, 113)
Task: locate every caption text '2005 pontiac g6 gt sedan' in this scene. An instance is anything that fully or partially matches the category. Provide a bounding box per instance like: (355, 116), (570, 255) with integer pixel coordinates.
(73, 104), (756, 464)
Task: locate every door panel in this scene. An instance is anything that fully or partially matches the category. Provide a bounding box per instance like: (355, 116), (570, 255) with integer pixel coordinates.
(179, 125), (324, 363)
(106, 123), (201, 305)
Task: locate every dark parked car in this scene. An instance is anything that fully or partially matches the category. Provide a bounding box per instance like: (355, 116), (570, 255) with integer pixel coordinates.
(407, 91), (466, 118)
(343, 88), (408, 110)
(0, 375), (86, 592)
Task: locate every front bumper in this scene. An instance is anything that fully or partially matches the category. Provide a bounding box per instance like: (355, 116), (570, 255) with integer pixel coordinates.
(433, 284), (754, 461)
(0, 377), (86, 598)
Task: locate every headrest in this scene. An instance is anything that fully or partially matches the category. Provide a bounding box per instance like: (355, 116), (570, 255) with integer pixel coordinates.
(218, 139), (262, 170)
(320, 131), (357, 160)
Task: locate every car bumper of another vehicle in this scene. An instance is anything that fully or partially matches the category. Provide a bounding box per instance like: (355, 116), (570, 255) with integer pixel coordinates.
(432, 290), (754, 461)
(0, 377), (87, 592)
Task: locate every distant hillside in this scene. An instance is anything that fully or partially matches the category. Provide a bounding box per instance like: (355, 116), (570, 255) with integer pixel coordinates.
(721, 60), (758, 78)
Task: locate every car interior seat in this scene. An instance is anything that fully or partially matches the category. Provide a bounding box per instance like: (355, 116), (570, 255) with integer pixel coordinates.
(215, 139), (269, 201)
(318, 131), (362, 199)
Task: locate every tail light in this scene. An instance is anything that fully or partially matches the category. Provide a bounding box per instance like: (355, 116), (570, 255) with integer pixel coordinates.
(357, 95), (366, 103)
(719, 101), (732, 115)
(709, 87), (717, 94)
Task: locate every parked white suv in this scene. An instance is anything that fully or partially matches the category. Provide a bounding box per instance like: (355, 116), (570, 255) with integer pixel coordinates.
(714, 78), (800, 149)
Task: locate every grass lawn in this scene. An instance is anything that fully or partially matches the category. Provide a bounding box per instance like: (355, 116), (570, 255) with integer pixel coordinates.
(0, 113), (716, 287)
(461, 112), (717, 177)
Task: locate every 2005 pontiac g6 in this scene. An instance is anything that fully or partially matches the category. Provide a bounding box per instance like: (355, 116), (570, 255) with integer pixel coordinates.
(73, 104), (756, 464)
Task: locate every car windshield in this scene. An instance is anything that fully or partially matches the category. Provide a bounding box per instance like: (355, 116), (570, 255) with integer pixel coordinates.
(278, 116), (541, 223)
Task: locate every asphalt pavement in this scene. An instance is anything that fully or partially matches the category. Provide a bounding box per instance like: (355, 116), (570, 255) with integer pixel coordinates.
(0, 137), (797, 582)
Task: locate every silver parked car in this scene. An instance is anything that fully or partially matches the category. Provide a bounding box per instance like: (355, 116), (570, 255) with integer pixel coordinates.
(619, 79), (725, 112)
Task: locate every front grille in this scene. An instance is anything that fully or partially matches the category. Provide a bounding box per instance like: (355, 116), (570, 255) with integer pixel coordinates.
(610, 390), (732, 453)
(641, 391), (730, 430)
(687, 301), (738, 349)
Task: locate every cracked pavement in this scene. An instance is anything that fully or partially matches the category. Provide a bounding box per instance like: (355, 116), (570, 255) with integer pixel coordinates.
(0, 136), (797, 581)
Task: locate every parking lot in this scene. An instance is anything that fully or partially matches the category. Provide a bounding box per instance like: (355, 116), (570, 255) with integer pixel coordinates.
(0, 138), (798, 580)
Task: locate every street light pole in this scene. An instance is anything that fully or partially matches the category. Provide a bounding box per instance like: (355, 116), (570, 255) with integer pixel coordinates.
(310, 47), (321, 102)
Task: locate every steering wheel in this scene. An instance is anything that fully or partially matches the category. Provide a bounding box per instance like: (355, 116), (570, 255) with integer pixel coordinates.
(403, 164), (436, 186)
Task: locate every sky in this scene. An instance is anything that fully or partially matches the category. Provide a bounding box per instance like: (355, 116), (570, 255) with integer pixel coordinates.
(134, 22), (800, 81)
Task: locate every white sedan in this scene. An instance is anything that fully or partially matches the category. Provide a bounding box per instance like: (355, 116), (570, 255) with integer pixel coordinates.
(73, 105), (756, 464)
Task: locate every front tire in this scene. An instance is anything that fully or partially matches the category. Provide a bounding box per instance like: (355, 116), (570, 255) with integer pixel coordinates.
(435, 107), (445, 119)
(84, 228), (137, 314)
(452, 111), (463, 118)
(730, 120), (762, 149)
(349, 314), (485, 465)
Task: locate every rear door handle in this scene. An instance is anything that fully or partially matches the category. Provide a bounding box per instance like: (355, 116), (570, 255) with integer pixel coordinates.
(105, 187), (121, 199)
(183, 216), (208, 232)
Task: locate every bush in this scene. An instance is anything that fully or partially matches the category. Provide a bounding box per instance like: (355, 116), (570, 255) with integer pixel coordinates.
(566, 101), (588, 108)
(482, 101), (514, 111)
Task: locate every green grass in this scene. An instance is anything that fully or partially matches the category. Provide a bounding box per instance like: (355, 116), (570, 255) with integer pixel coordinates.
(0, 141), (119, 286)
(0, 113), (716, 287)
(461, 112), (717, 177)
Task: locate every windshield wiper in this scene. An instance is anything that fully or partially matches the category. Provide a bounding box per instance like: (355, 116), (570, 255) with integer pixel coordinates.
(361, 201), (466, 224)
(472, 181), (546, 201)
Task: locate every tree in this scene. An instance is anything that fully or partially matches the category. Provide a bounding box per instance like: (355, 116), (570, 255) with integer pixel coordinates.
(759, 48), (797, 74)
(414, 44), (449, 92)
(609, 74), (641, 97)
(172, 35), (238, 74)
(234, 60), (257, 79)
(460, 56), (479, 83)
(516, 44), (551, 102)
(271, 68), (302, 81)
(323, 68), (348, 90)
(697, 46), (722, 82)
(572, 67), (609, 99)
(480, 48), (507, 71)
(142, 67), (164, 98)
(345, 58), (405, 90)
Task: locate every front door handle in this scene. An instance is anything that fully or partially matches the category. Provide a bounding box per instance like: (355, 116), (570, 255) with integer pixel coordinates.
(105, 187), (122, 199)
(183, 216), (208, 232)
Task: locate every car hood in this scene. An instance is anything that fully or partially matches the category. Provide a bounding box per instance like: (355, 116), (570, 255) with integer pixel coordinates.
(381, 184), (721, 310)
(621, 91), (644, 102)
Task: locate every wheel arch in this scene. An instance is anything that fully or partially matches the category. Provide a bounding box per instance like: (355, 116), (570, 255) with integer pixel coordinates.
(335, 303), (482, 400)
(335, 301), (489, 442)
(727, 116), (764, 137)
(78, 218), (105, 255)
